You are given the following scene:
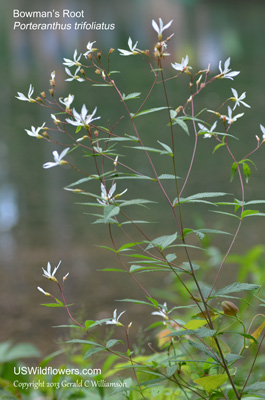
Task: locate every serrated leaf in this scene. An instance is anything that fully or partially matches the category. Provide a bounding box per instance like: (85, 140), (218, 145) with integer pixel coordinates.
(122, 92), (141, 100)
(245, 382), (265, 393)
(67, 339), (102, 346)
(106, 339), (122, 349)
(116, 298), (157, 307)
(167, 327), (216, 338)
(166, 365), (179, 377)
(174, 192), (229, 206)
(84, 347), (105, 359)
(214, 282), (260, 297)
(241, 210), (259, 219)
(210, 210), (240, 219)
(104, 205), (120, 219)
(131, 106), (168, 118)
(145, 232), (178, 250)
(194, 374), (228, 392)
(224, 353), (243, 363)
(118, 199), (155, 207)
(188, 341), (219, 362)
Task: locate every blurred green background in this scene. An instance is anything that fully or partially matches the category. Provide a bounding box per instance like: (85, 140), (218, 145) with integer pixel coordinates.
(1, 0), (265, 356)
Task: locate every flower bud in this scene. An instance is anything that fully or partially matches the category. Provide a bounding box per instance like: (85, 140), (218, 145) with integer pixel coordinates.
(109, 48), (115, 54)
(41, 92), (46, 98)
(221, 301), (239, 316)
(175, 106), (183, 115)
(49, 89), (54, 97)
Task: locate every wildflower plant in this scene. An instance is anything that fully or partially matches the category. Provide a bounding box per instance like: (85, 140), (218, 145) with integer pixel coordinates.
(16, 17), (265, 400)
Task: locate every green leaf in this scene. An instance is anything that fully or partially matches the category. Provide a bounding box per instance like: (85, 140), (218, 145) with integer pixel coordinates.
(131, 106), (168, 118)
(224, 353), (243, 363)
(145, 232), (178, 250)
(104, 205), (120, 219)
(172, 118), (190, 135)
(241, 210), (259, 219)
(116, 298), (157, 307)
(245, 382), (265, 393)
(194, 374), (228, 392)
(214, 282), (260, 297)
(0, 342), (40, 362)
(166, 253), (177, 262)
(53, 325), (84, 329)
(84, 347), (105, 359)
(122, 92), (141, 100)
(157, 140), (173, 156)
(210, 210), (240, 219)
(241, 211), (265, 219)
(243, 162), (251, 183)
(230, 162), (237, 182)
(188, 341), (219, 362)
(213, 142), (225, 154)
(174, 192), (229, 206)
(39, 350), (65, 368)
(67, 339), (103, 346)
(166, 365), (179, 377)
(118, 199), (155, 207)
(84, 319), (110, 330)
(158, 174), (178, 180)
(100, 268), (126, 272)
(127, 145), (165, 154)
(41, 301), (71, 308)
(167, 327), (216, 338)
(106, 339), (122, 349)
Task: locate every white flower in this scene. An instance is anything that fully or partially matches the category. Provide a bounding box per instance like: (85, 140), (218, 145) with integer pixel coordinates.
(118, 37), (139, 56)
(171, 55), (191, 72)
(25, 122), (46, 138)
(84, 41), (96, 57)
(198, 121), (217, 139)
(43, 147), (70, 169)
(66, 105), (101, 127)
(97, 182), (127, 205)
(97, 183), (117, 205)
(51, 114), (61, 124)
(226, 106), (244, 124)
(42, 260), (61, 281)
(16, 84), (35, 102)
(37, 286), (51, 296)
(218, 57), (240, 80)
(231, 88), (250, 110)
(106, 309), (126, 326)
(152, 18), (173, 38)
(50, 71), (56, 86)
(63, 49), (82, 67)
(59, 94), (74, 109)
(65, 66), (85, 82)
(152, 302), (169, 319)
(260, 124), (265, 140)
